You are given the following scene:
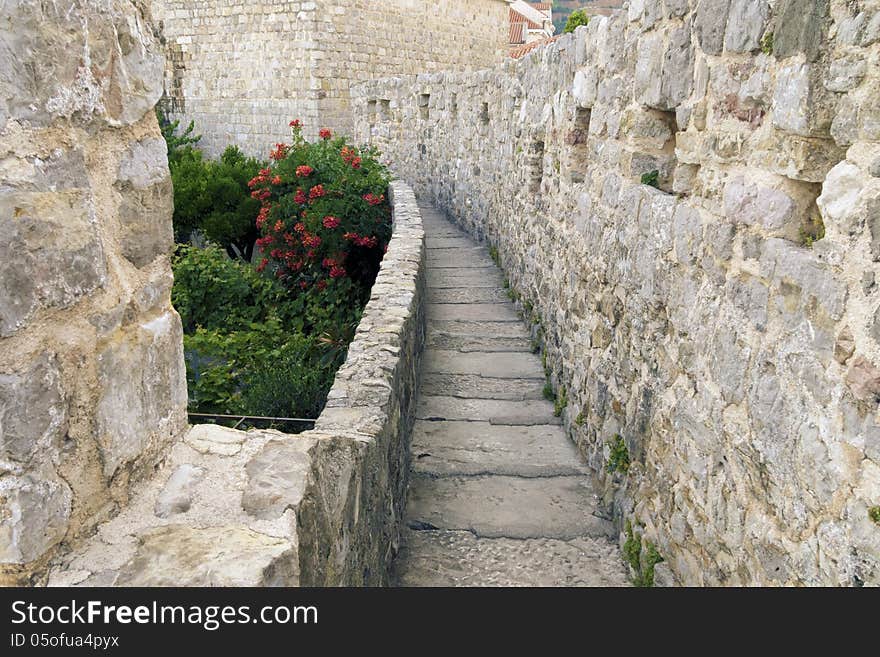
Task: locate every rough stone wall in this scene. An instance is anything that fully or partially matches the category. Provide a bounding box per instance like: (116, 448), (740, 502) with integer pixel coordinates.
(47, 181), (426, 587)
(0, 1), (188, 584)
(352, 0), (880, 586)
(152, 0), (509, 157)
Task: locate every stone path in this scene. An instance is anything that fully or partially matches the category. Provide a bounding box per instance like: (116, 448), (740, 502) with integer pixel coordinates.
(392, 206), (628, 587)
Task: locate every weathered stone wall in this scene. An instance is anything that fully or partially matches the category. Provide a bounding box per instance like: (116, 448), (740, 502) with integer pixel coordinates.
(352, 1), (880, 586)
(0, 0), (188, 585)
(47, 181), (426, 586)
(151, 0), (510, 157)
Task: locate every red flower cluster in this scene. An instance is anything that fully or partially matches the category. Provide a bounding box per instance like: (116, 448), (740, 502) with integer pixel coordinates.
(322, 215), (340, 229)
(319, 128), (332, 140)
(363, 193), (385, 206)
(271, 175), (283, 185)
(343, 231), (378, 248)
(341, 146), (362, 169)
(269, 143), (290, 160)
(296, 165), (314, 178)
(309, 185), (326, 200)
(289, 119), (302, 129)
(294, 188), (307, 205)
(329, 266), (346, 279)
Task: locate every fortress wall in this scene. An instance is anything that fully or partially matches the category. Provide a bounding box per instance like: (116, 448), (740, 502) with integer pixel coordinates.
(153, 0), (509, 157)
(0, 1), (188, 584)
(353, 0), (880, 585)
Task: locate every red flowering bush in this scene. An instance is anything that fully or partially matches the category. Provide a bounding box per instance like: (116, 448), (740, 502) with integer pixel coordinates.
(248, 122), (392, 306)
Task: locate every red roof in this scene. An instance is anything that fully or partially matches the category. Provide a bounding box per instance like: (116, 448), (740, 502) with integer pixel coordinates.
(510, 35), (562, 59)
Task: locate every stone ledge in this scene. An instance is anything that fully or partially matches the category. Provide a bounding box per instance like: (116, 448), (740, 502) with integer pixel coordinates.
(46, 181), (426, 586)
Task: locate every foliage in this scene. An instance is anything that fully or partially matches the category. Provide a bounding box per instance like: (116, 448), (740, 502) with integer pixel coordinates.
(173, 243), (361, 421)
(184, 322), (338, 420)
(157, 108), (201, 166)
(543, 382), (556, 402)
(554, 386), (568, 417)
(641, 169), (660, 189)
(606, 435), (630, 474)
(249, 122), (392, 310)
(760, 31), (774, 56)
(563, 9), (590, 34)
(623, 521), (664, 587)
(870, 506), (880, 525)
(158, 109), (266, 258)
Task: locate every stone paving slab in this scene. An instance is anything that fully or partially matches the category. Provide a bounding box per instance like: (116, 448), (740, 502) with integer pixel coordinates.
(394, 530), (629, 587)
(420, 373), (545, 400)
(406, 474), (614, 540)
(427, 270), (506, 287)
(424, 350), (545, 379)
(426, 237), (479, 248)
(425, 330), (533, 353)
(428, 320), (531, 338)
(427, 286), (509, 304)
(411, 421), (588, 477)
(416, 395), (561, 425)
(427, 303), (521, 322)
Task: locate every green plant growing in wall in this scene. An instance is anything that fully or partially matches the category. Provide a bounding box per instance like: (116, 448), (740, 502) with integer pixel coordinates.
(606, 435), (630, 474)
(623, 521), (665, 587)
(489, 245), (500, 266)
(640, 169), (660, 189)
(870, 506), (880, 525)
(760, 31), (774, 55)
(543, 382), (556, 402)
(554, 386), (568, 417)
(575, 410), (585, 426)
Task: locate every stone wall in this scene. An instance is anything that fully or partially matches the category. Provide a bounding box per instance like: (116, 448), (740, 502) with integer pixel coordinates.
(0, 0), (188, 585)
(152, 0), (510, 157)
(352, 0), (880, 586)
(47, 181), (426, 586)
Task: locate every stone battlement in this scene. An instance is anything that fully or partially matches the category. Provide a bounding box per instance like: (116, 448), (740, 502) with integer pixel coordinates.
(352, 0), (880, 585)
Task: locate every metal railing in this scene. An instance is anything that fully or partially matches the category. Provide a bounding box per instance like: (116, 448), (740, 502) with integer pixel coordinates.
(188, 412), (317, 431)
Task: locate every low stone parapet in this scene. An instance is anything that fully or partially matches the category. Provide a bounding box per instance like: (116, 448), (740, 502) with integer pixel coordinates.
(47, 181), (426, 586)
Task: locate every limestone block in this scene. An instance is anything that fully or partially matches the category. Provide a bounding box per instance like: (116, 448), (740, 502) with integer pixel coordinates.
(773, 0), (830, 62)
(114, 525), (298, 586)
(724, 0), (769, 53)
(0, 191), (106, 336)
(94, 312), (187, 478)
(694, 0), (731, 55)
(241, 438), (315, 520)
(0, 470), (72, 565)
(0, 0), (164, 127)
(154, 464), (206, 518)
(115, 137), (174, 268)
(0, 353), (66, 465)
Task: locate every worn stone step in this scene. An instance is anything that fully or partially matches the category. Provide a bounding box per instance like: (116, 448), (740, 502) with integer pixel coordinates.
(426, 237), (480, 249)
(406, 474), (613, 540)
(427, 287), (509, 304)
(428, 320), (530, 338)
(428, 303), (521, 322)
(427, 270), (506, 288)
(416, 395), (560, 425)
(425, 253), (495, 268)
(424, 350), (545, 379)
(420, 373), (544, 400)
(425, 329), (533, 353)
(394, 530), (628, 587)
(411, 420), (587, 477)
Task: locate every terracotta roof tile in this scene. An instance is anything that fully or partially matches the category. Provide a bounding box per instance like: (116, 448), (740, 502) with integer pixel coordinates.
(509, 34), (562, 59)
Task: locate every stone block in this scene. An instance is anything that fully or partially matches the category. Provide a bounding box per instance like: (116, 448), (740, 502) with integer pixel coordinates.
(0, 191), (106, 336)
(0, 353), (66, 465)
(0, 470), (72, 565)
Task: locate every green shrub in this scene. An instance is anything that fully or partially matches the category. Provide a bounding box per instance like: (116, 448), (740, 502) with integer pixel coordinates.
(606, 435), (630, 474)
(640, 169), (660, 189)
(564, 9), (590, 34)
(171, 245), (298, 333)
(251, 121), (392, 299)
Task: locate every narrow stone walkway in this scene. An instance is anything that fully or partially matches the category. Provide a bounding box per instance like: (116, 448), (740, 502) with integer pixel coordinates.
(393, 205), (628, 586)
